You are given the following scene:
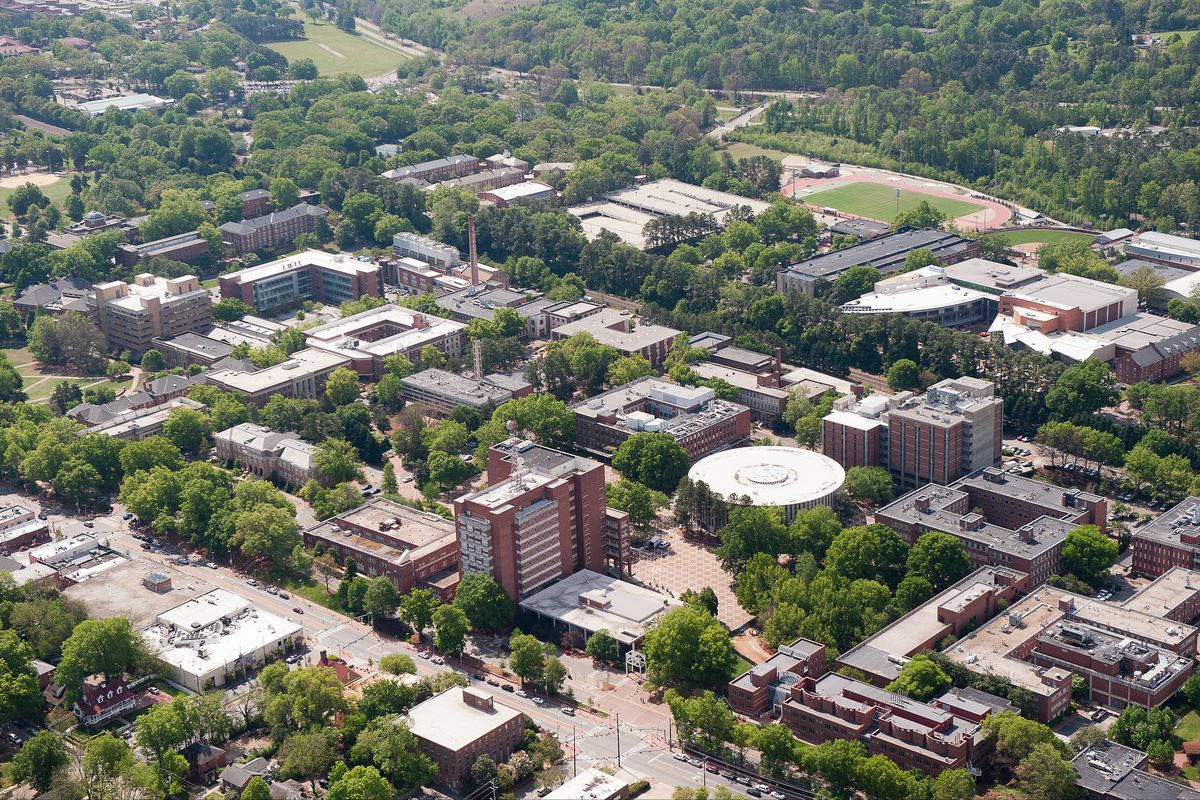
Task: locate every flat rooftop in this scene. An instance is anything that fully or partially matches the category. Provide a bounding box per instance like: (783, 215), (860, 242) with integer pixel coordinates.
(1127, 497), (1200, 548)
(305, 305), (465, 361)
(518, 569), (681, 645)
(841, 283), (991, 314)
(690, 361), (788, 397)
(839, 567), (1024, 682)
(205, 348), (350, 394)
(1003, 273), (1136, 313)
(1072, 740), (1200, 800)
(221, 250), (378, 285)
(407, 687), (521, 751)
(491, 438), (596, 475)
(334, 498), (455, 551)
(1127, 230), (1200, 259)
(143, 594), (302, 680)
(552, 308), (680, 352)
(400, 368), (525, 406)
(942, 257), (1045, 291)
(544, 769), (627, 800)
(785, 229), (973, 280)
(1120, 567), (1200, 620)
(1088, 312), (1200, 350)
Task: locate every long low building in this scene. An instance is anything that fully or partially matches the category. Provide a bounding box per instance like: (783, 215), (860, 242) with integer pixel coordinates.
(0, 505), (49, 554)
(203, 348), (351, 405)
(141, 589), (303, 692)
(302, 498), (459, 600)
(400, 368), (531, 414)
(876, 467), (1106, 587)
(777, 229), (980, 296)
(304, 305), (467, 379)
(218, 250), (383, 311)
(86, 397), (207, 441)
(518, 568), (681, 646)
(568, 178), (770, 249)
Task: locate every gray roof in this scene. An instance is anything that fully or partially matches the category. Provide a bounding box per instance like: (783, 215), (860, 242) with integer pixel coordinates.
(1113, 258), (1194, 284)
(14, 284), (61, 307)
(784, 228), (975, 280)
(829, 218), (891, 240)
(220, 757), (270, 789)
(219, 203), (327, 236)
(156, 332), (234, 361)
(240, 189), (269, 201)
(1073, 741), (1200, 800)
(144, 373), (203, 396)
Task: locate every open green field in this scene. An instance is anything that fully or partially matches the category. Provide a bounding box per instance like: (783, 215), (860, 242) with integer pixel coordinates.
(266, 15), (414, 78)
(992, 228), (1097, 246)
(1150, 29), (1198, 43)
(801, 181), (984, 223)
(0, 173), (74, 219)
(725, 141), (795, 163)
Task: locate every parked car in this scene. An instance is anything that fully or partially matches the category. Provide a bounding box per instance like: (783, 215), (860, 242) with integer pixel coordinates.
(122, 512), (133, 520)
(83, 521), (94, 528)
(431, 656), (444, 665)
(770, 792), (786, 800)
(736, 776), (751, 785)
(705, 764), (719, 774)
(292, 607), (303, 614)
(36, 512), (47, 520)
(532, 696), (545, 705)
(279, 592), (290, 600)
(747, 789), (763, 798)
(721, 770), (735, 780)
(502, 684), (514, 692)
(486, 678), (501, 686)
(206, 562), (217, 569)
(418, 651), (431, 660)
(246, 579), (258, 587)
(561, 707), (575, 716)
(673, 753), (687, 762)
(516, 689), (528, 698)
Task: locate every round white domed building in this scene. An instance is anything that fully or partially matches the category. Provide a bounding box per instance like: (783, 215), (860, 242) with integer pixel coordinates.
(686, 446), (845, 526)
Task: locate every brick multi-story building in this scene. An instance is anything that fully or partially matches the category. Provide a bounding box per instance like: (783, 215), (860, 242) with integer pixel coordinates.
(823, 378), (1003, 488)
(1119, 567), (1200, 624)
(88, 273), (213, 356)
(454, 439), (616, 601)
(72, 674), (136, 726)
(876, 468), (1106, 587)
(303, 305), (467, 379)
(998, 274), (1137, 334)
(214, 423), (317, 487)
(239, 188), (270, 219)
(781, 673), (989, 776)
(406, 688), (523, 792)
(1133, 499), (1200, 577)
(839, 566), (1030, 687)
(945, 586), (1196, 721)
(0, 504), (48, 554)
(381, 154), (480, 184)
(302, 498), (459, 599)
(571, 377), (751, 459)
(399, 368), (531, 414)
(151, 331), (234, 368)
(1074, 740), (1200, 800)
(728, 638), (827, 720)
(218, 204), (328, 254)
(117, 231), (211, 268)
(219, 250), (382, 311)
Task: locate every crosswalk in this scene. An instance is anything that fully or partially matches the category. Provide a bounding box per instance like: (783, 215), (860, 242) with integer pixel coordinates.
(571, 722), (657, 766)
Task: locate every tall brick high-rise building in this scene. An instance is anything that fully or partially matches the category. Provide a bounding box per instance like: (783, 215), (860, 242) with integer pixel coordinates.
(823, 377), (1003, 488)
(454, 439), (611, 601)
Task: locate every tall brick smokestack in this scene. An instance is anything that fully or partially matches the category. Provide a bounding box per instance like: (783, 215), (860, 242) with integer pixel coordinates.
(468, 216), (479, 285)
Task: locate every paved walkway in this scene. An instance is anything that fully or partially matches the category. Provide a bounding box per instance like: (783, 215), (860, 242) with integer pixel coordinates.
(631, 526), (753, 630)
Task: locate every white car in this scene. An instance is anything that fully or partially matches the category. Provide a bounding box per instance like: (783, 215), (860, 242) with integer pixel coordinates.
(673, 753), (688, 762)
(532, 696), (545, 705)
(770, 792), (786, 800)
(417, 651), (431, 660)
(516, 689), (528, 698)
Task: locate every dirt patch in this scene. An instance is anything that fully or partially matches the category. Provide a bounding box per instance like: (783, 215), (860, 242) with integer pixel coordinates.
(0, 171), (61, 189)
(317, 42), (346, 59)
(458, 0), (540, 21)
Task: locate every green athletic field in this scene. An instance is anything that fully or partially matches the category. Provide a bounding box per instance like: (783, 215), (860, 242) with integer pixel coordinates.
(801, 181), (985, 224)
(991, 229), (1096, 246)
(265, 15), (413, 78)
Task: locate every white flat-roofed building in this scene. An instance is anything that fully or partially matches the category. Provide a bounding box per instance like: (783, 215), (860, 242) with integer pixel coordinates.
(0, 504), (47, 551)
(304, 304), (466, 379)
(203, 347), (351, 405)
(544, 769), (629, 800)
(1125, 230), (1200, 268)
(841, 283), (993, 327)
(28, 533), (126, 586)
(568, 178), (770, 249)
(391, 232), (461, 270)
(406, 687), (524, 791)
(141, 589), (302, 692)
(518, 568), (682, 646)
(76, 92), (173, 115)
(480, 181), (555, 206)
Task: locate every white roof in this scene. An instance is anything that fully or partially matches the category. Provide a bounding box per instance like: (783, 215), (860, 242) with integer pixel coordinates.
(485, 181), (554, 201)
(687, 445), (845, 507)
(824, 408), (886, 432)
(552, 308), (679, 352)
(406, 688), (522, 750)
(206, 348), (349, 394)
(222, 250), (377, 285)
(77, 92), (172, 115)
(544, 769), (628, 800)
(518, 569), (681, 645)
(841, 284), (991, 314)
(1127, 230), (1200, 259)
(305, 304), (466, 361)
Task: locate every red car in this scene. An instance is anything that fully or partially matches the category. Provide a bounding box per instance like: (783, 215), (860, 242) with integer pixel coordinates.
(705, 764), (719, 774)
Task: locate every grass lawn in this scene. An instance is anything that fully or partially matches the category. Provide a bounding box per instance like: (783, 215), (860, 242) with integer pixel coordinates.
(725, 141), (795, 163)
(1177, 709), (1200, 741)
(993, 228), (1097, 246)
(730, 655), (753, 678)
(1150, 29), (1198, 43)
(24, 376), (89, 401)
(265, 15), (414, 78)
(801, 181), (984, 223)
(2, 345), (34, 367)
(0, 173), (75, 218)
(282, 577), (343, 611)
